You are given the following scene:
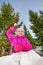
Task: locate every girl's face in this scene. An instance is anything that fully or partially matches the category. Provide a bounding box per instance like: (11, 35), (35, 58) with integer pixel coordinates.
(16, 28), (24, 36)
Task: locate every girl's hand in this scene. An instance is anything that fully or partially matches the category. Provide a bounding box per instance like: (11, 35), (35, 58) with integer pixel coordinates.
(14, 23), (18, 28)
(14, 23), (17, 26)
(10, 49), (13, 54)
(9, 46), (13, 54)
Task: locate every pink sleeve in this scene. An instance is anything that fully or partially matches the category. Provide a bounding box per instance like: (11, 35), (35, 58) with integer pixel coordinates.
(6, 25), (17, 43)
(26, 37), (33, 50)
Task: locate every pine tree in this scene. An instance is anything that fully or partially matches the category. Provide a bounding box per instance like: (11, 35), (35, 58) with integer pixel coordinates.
(29, 10), (43, 50)
(23, 25), (35, 48)
(0, 3), (22, 56)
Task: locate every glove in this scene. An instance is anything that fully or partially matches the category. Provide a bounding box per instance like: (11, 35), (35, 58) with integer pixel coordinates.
(14, 23), (17, 26)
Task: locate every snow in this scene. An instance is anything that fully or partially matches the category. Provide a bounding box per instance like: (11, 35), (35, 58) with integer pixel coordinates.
(0, 50), (43, 65)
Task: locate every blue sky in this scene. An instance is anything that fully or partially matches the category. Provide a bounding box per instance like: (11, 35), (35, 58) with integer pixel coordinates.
(0, 0), (43, 37)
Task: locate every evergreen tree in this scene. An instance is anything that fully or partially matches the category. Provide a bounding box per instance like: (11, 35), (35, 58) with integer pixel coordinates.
(29, 10), (43, 50)
(23, 25), (35, 48)
(0, 3), (22, 56)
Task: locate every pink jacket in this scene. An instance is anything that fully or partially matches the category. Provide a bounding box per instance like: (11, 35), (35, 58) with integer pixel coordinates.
(6, 25), (33, 53)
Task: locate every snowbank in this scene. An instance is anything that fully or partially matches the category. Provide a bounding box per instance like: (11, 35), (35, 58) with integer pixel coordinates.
(0, 50), (43, 65)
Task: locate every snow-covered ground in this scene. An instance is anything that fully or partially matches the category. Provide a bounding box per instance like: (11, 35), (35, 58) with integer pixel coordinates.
(34, 46), (43, 56)
(0, 50), (43, 65)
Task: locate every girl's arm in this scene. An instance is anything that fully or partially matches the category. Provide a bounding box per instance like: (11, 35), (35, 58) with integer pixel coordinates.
(6, 25), (17, 43)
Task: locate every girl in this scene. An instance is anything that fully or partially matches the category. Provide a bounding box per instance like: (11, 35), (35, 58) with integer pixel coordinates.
(6, 23), (33, 54)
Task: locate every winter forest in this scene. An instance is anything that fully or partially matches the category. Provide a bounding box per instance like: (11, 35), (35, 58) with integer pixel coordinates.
(0, 1), (43, 57)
